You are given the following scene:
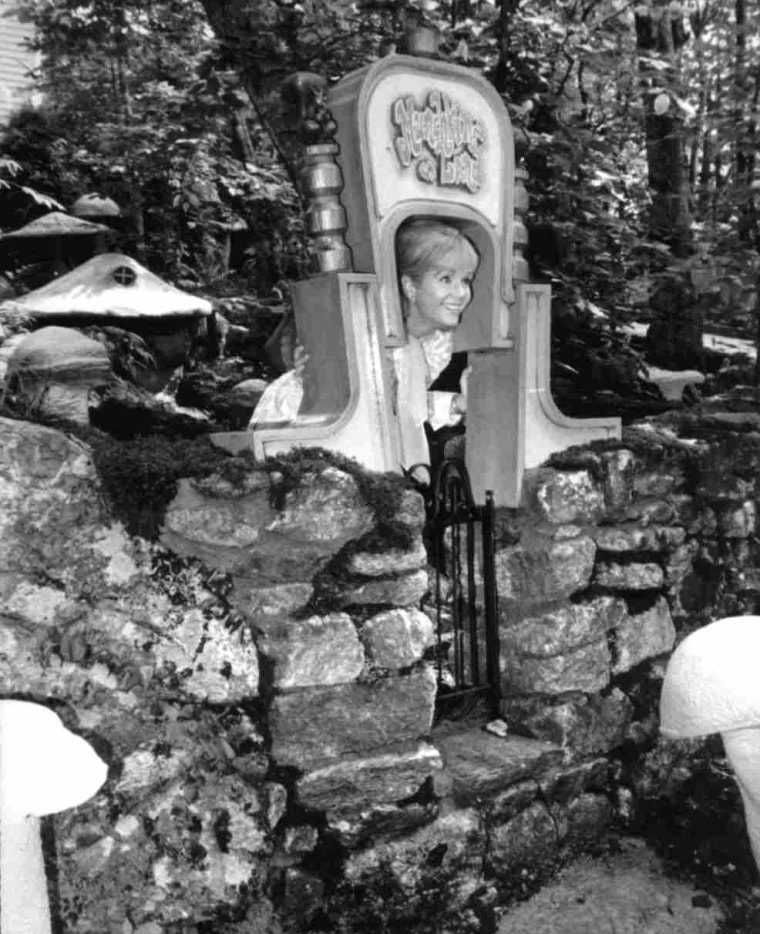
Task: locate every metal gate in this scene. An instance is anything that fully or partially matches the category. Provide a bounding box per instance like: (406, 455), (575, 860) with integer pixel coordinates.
(424, 458), (500, 721)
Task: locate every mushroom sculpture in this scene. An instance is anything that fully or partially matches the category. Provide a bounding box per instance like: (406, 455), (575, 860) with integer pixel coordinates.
(660, 615), (760, 871)
(0, 252), (213, 390)
(0, 212), (112, 272)
(0, 701), (108, 934)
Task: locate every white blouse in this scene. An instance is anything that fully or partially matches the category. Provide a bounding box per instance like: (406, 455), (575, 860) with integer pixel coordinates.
(250, 328), (464, 468)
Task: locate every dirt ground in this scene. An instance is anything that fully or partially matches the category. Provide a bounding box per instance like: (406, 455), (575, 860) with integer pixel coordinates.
(496, 837), (725, 934)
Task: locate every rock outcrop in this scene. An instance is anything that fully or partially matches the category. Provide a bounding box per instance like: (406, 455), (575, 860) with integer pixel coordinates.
(3, 404), (760, 932)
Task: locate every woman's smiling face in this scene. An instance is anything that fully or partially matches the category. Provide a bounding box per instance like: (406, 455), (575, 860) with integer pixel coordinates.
(403, 244), (479, 336)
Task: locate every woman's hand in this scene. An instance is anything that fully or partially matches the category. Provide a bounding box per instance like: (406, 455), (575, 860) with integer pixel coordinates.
(452, 365), (472, 416)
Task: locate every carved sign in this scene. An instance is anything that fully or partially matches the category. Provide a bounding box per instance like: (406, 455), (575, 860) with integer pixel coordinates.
(391, 90), (485, 194)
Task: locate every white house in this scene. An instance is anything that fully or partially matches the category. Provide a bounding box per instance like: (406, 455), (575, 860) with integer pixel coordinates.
(0, 0), (38, 127)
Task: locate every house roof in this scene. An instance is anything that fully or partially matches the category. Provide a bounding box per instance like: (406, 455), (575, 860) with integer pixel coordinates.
(0, 252), (213, 318)
(0, 2), (38, 126)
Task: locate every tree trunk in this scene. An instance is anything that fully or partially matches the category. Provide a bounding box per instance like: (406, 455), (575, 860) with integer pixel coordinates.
(734, 0), (760, 250)
(491, 0), (521, 95)
(635, 5), (693, 258)
(636, 2), (700, 369)
(197, 0), (302, 191)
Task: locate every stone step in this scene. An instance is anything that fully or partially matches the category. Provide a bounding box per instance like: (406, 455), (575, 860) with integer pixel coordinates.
(431, 723), (563, 805)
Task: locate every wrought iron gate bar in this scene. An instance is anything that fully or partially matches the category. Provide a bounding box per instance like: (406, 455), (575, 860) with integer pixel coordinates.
(425, 459), (500, 720)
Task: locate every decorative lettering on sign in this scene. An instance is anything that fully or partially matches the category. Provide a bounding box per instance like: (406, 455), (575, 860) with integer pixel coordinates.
(391, 90), (486, 194)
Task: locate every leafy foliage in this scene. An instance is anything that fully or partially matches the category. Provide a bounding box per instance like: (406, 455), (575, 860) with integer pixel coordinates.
(88, 433), (257, 538)
(3, 0), (303, 292)
(5, 0), (760, 375)
(0, 155), (63, 215)
(86, 430), (413, 550)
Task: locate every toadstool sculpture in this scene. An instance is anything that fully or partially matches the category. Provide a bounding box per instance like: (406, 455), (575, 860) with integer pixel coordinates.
(70, 194), (121, 220)
(0, 700), (108, 934)
(0, 212), (113, 273)
(660, 615), (760, 871)
(0, 252), (212, 320)
(0, 252), (214, 389)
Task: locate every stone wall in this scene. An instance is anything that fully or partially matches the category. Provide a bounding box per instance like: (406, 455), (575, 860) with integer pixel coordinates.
(2, 403), (758, 933)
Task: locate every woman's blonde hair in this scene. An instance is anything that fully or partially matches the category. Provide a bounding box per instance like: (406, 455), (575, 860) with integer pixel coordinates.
(395, 218), (479, 286)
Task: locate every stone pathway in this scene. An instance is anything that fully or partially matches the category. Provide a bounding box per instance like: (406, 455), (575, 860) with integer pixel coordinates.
(496, 838), (723, 934)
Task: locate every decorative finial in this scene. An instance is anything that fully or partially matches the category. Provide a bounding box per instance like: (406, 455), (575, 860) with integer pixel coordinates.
(281, 72), (337, 146)
(401, 24), (441, 58)
(281, 72), (352, 274)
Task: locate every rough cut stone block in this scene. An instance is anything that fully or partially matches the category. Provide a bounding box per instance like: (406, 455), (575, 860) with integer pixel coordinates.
(91, 525), (142, 586)
(155, 612), (260, 702)
(500, 597), (626, 658)
(594, 524), (686, 553)
(337, 568), (429, 608)
(687, 506), (717, 536)
(0, 625), (137, 711)
(612, 597), (675, 674)
(719, 540), (760, 599)
(622, 498), (679, 526)
(283, 825), (320, 856)
(502, 688), (633, 755)
(257, 613), (364, 689)
(162, 466), (374, 581)
(136, 776), (270, 924)
(296, 742), (442, 812)
(716, 501), (756, 538)
(267, 467), (375, 541)
(488, 780), (540, 823)
(115, 747), (192, 795)
(595, 561), (664, 591)
(269, 666), (437, 768)
(325, 802), (439, 850)
(632, 467), (685, 497)
(433, 729), (562, 804)
(3, 579), (68, 627)
(539, 758), (610, 804)
(192, 616), (261, 701)
(701, 411), (760, 431)
(161, 475), (273, 553)
(665, 543), (696, 587)
(599, 449), (634, 509)
(348, 538), (428, 577)
(0, 418), (123, 590)
(695, 471), (755, 501)
(342, 808), (484, 898)
(360, 608), (435, 669)
(554, 792), (612, 848)
(495, 535), (596, 603)
(533, 470), (605, 524)
(502, 637), (610, 695)
(233, 580), (313, 620)
(488, 801), (557, 873)
(396, 489), (427, 528)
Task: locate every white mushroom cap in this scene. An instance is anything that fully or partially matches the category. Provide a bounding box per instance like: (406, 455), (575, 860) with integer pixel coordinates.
(0, 212), (111, 239)
(0, 701), (107, 817)
(71, 194), (121, 219)
(660, 615), (760, 739)
(0, 252), (212, 319)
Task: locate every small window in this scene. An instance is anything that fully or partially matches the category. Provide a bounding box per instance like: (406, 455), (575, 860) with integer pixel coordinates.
(112, 265), (137, 286)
